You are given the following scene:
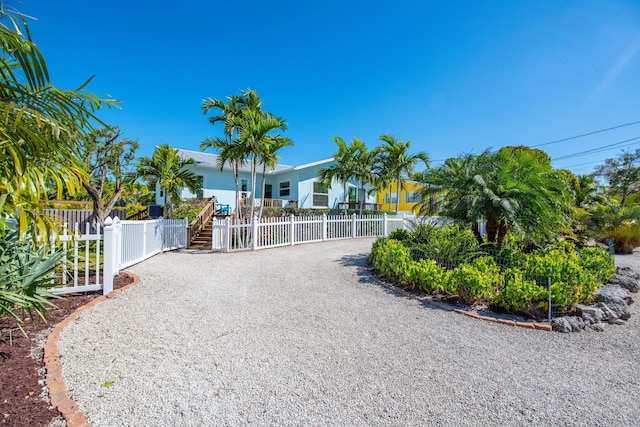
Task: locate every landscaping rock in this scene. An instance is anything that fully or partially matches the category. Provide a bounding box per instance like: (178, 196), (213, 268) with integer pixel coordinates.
(596, 284), (633, 304)
(596, 302), (619, 321)
(587, 322), (605, 332)
(595, 285), (632, 320)
(576, 304), (604, 324)
(617, 266), (640, 280)
(551, 316), (585, 333)
(609, 272), (640, 293)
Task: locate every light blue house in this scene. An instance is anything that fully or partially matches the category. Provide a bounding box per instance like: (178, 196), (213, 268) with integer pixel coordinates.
(155, 149), (376, 213)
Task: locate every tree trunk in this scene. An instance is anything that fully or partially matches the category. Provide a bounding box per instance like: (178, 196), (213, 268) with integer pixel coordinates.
(472, 221), (484, 245)
(249, 156), (257, 220)
(395, 176), (401, 214)
(343, 183), (348, 214)
(485, 217), (500, 245)
(258, 164), (267, 222)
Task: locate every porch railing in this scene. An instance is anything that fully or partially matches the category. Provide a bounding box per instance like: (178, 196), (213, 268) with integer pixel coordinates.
(337, 202), (383, 211)
(240, 197), (298, 209)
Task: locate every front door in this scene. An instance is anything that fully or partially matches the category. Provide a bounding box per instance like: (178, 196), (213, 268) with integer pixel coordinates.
(265, 184), (273, 199)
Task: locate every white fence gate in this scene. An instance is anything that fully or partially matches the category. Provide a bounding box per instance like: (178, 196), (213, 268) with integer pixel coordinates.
(49, 217), (187, 295)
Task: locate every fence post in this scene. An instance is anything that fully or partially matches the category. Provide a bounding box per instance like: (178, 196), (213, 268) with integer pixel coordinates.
(290, 214), (295, 246)
(548, 277), (552, 322)
(252, 215), (259, 250)
(103, 216), (121, 295)
(383, 213), (388, 236)
(157, 217), (164, 253)
(402, 213), (407, 230)
(224, 217), (231, 252)
(183, 217), (188, 248)
(322, 213), (327, 241)
(351, 213), (357, 238)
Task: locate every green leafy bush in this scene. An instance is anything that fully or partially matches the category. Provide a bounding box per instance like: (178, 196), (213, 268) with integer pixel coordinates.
(494, 269), (547, 318)
(173, 199), (206, 222)
(371, 225), (614, 318)
(449, 256), (502, 304)
(407, 259), (448, 293)
(388, 228), (411, 242)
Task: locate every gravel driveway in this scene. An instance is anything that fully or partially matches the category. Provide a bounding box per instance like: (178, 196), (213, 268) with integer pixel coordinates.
(58, 238), (640, 426)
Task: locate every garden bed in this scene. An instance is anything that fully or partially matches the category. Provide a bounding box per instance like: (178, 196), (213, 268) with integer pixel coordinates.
(0, 273), (134, 427)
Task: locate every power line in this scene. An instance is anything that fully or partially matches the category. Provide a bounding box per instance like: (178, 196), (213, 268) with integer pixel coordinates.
(532, 119), (640, 148)
(551, 136), (640, 161)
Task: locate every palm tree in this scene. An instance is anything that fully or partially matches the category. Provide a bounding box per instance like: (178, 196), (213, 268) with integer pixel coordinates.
(0, 11), (114, 239)
(573, 174), (605, 209)
(417, 148), (573, 248)
(135, 145), (202, 219)
(318, 137), (363, 214)
(232, 94), (288, 219)
(257, 135), (293, 220)
(201, 94), (245, 223)
(353, 145), (379, 214)
(377, 134), (430, 214)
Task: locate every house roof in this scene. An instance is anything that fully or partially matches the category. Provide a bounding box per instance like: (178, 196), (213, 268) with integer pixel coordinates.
(177, 149), (334, 175)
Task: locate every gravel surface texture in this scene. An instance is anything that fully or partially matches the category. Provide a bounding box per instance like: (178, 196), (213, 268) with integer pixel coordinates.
(58, 239), (640, 426)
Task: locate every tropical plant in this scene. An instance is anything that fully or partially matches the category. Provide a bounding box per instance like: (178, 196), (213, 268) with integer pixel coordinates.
(201, 94), (246, 224)
(586, 200), (640, 253)
(0, 11), (115, 239)
(135, 145), (202, 219)
(417, 147), (573, 248)
(76, 127), (139, 226)
(257, 135), (293, 220)
(318, 137), (364, 214)
(0, 230), (62, 334)
(595, 149), (640, 207)
(377, 134), (430, 213)
(232, 93), (288, 220)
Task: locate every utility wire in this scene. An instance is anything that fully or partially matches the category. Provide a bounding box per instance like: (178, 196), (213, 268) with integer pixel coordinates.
(532, 119), (640, 148)
(551, 136), (640, 161)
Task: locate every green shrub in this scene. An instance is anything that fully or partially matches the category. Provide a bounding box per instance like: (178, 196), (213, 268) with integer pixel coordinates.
(407, 259), (447, 293)
(523, 241), (609, 313)
(607, 223), (640, 254)
(370, 238), (412, 284)
(494, 269), (547, 318)
(448, 256), (502, 304)
(388, 228), (411, 242)
(173, 199), (206, 222)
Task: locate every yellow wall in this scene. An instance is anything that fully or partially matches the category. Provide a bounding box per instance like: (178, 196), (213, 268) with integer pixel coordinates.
(375, 181), (423, 212)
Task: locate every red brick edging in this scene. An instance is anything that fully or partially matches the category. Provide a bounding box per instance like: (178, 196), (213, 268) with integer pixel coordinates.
(43, 272), (142, 427)
(360, 258), (552, 332)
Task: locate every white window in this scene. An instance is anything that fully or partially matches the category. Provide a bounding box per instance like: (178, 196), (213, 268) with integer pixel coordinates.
(279, 181), (290, 197)
(406, 191), (420, 203)
(384, 192), (398, 204)
(312, 181), (329, 207)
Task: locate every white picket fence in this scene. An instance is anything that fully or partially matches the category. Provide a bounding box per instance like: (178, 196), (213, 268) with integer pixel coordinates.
(49, 217), (187, 295)
(212, 213), (413, 252)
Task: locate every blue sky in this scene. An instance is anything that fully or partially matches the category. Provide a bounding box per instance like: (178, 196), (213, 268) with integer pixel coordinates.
(21, 0), (640, 174)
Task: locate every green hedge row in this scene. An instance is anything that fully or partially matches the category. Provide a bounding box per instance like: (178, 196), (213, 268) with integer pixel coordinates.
(370, 227), (614, 318)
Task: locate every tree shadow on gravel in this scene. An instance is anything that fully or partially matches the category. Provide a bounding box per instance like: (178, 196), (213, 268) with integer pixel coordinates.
(338, 253), (452, 313)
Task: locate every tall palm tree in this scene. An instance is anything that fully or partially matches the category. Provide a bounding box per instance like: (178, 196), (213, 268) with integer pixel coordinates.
(377, 134), (430, 214)
(232, 95), (288, 219)
(318, 137), (363, 214)
(353, 145), (379, 214)
(201, 94), (245, 222)
(257, 135), (293, 220)
(135, 145), (202, 219)
(0, 11), (114, 239)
